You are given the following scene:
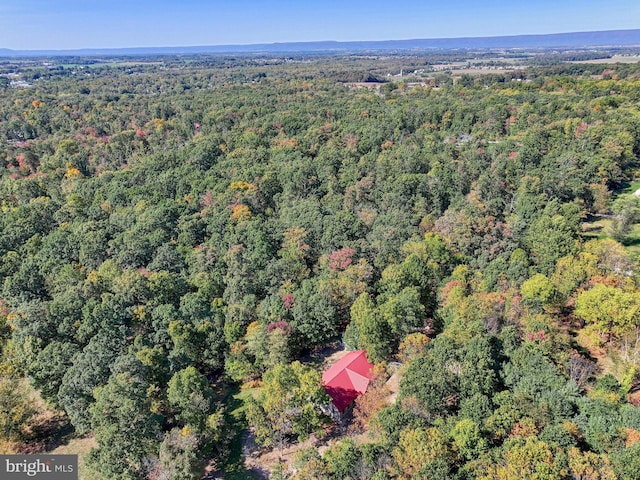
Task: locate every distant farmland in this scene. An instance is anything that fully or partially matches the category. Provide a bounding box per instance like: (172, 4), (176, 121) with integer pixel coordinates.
(570, 55), (640, 64)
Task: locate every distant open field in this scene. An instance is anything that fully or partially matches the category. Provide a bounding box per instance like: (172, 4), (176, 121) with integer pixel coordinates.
(453, 67), (519, 75)
(429, 61), (521, 75)
(569, 55), (640, 64)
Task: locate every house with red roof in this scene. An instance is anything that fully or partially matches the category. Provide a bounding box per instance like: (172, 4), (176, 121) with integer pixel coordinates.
(322, 350), (375, 412)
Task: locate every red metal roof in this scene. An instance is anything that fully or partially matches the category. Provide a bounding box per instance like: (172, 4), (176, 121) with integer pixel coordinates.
(322, 350), (375, 411)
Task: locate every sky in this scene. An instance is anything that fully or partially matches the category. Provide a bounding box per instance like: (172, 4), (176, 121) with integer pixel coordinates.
(0, 0), (639, 50)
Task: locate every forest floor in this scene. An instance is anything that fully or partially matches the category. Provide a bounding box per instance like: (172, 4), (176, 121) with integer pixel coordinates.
(243, 429), (334, 479)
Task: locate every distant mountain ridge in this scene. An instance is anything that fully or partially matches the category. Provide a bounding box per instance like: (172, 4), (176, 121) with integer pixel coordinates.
(2, 29), (640, 56)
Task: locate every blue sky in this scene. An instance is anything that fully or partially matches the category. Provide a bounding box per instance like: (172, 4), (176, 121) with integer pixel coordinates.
(0, 0), (638, 50)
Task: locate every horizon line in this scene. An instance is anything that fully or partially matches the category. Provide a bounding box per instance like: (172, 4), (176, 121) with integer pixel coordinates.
(2, 28), (640, 54)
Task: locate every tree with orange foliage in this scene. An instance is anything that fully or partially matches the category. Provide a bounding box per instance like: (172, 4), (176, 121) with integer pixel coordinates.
(349, 371), (391, 434)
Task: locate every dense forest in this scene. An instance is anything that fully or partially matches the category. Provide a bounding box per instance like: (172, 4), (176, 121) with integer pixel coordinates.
(1, 53), (640, 479)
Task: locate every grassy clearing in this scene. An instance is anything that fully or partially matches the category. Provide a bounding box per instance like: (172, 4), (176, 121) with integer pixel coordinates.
(0, 381), (97, 479)
(582, 217), (640, 257)
(620, 179), (640, 195)
(220, 385), (261, 480)
(621, 224), (640, 257)
(51, 437), (98, 480)
(581, 216), (610, 240)
(28, 382), (96, 480)
(581, 180), (640, 258)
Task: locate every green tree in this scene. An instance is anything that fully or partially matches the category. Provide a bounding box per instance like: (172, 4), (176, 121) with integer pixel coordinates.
(520, 274), (556, 307)
(482, 437), (563, 480)
(291, 279), (338, 348)
(245, 361), (330, 448)
(167, 366), (214, 431)
(524, 201), (580, 275)
(58, 328), (128, 433)
(154, 427), (203, 480)
(0, 377), (35, 442)
(392, 426), (453, 479)
(87, 371), (162, 480)
(575, 284), (640, 341)
(611, 443), (640, 480)
(344, 293), (392, 363)
(323, 439), (361, 480)
(610, 195), (640, 243)
(452, 418), (487, 461)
